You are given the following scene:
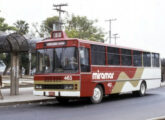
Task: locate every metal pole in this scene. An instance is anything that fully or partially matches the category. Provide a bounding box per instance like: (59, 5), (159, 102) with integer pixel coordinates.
(29, 51), (32, 75)
(114, 35), (116, 45)
(106, 19), (117, 44)
(113, 33), (119, 45)
(109, 21), (111, 44)
(10, 52), (19, 95)
(59, 6), (61, 30)
(53, 3), (68, 31)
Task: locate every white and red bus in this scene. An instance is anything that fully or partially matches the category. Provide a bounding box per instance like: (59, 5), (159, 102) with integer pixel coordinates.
(34, 31), (161, 104)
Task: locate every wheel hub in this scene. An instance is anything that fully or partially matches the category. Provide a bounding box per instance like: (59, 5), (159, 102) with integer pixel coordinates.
(93, 88), (101, 101)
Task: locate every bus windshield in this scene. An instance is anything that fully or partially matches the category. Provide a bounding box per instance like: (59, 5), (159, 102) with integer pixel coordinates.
(36, 47), (78, 73)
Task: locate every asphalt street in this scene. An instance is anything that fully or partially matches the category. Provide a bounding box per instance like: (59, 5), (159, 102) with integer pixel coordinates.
(0, 87), (165, 120)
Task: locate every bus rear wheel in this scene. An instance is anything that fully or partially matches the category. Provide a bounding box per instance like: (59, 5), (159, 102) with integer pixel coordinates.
(133, 82), (146, 97)
(90, 85), (103, 104)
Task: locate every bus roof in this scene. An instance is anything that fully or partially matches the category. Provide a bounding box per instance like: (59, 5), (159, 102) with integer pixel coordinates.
(37, 37), (157, 53)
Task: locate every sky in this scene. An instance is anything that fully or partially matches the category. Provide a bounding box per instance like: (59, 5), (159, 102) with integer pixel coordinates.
(1, 0), (165, 57)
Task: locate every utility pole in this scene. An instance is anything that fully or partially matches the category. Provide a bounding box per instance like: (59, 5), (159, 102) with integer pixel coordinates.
(105, 18), (117, 44)
(28, 49), (32, 75)
(53, 3), (68, 30)
(113, 33), (120, 45)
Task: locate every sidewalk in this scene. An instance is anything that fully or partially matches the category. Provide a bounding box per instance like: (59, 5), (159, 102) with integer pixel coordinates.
(161, 82), (165, 87)
(2, 75), (34, 88)
(0, 87), (55, 106)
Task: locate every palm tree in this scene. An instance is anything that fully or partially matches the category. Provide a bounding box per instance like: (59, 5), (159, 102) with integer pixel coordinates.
(13, 20), (29, 76)
(14, 20), (29, 35)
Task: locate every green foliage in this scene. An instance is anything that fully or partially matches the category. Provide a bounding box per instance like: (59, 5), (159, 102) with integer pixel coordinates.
(0, 17), (16, 32)
(0, 53), (11, 75)
(14, 20), (29, 35)
(31, 22), (44, 38)
(0, 53), (7, 65)
(20, 53), (29, 74)
(20, 53), (36, 75)
(65, 15), (105, 42)
(0, 53), (10, 66)
(41, 15), (105, 42)
(65, 29), (79, 38)
(41, 16), (59, 35)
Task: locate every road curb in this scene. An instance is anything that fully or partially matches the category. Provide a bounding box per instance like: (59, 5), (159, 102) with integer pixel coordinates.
(0, 98), (55, 106)
(161, 82), (165, 87)
(148, 116), (165, 120)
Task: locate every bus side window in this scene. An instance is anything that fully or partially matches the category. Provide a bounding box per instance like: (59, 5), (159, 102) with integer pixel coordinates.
(152, 53), (160, 67)
(80, 47), (90, 72)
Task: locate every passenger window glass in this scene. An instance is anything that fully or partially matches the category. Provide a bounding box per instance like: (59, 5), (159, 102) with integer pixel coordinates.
(80, 47), (90, 72)
(143, 52), (151, 67)
(152, 53), (160, 67)
(107, 47), (120, 65)
(121, 49), (132, 66)
(91, 45), (105, 65)
(133, 51), (142, 66)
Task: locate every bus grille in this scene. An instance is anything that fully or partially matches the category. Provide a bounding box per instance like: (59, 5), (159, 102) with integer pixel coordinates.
(43, 85), (64, 89)
(35, 84), (74, 90)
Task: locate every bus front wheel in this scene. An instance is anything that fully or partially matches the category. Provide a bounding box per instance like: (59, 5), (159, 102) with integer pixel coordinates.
(90, 85), (103, 104)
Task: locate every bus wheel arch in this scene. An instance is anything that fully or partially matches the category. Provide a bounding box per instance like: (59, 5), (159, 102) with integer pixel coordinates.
(142, 80), (147, 89)
(140, 80), (147, 96)
(133, 80), (147, 97)
(98, 83), (105, 96)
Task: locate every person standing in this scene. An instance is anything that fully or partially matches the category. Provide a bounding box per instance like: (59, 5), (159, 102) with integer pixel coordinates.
(0, 75), (3, 99)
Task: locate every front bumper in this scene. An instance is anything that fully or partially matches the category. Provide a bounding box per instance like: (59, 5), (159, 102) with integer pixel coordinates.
(33, 90), (80, 97)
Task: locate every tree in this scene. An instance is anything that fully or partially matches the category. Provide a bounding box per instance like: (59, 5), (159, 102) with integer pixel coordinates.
(20, 53), (29, 75)
(14, 20), (29, 35)
(0, 53), (11, 75)
(0, 14), (16, 75)
(31, 22), (44, 38)
(40, 16), (59, 37)
(13, 20), (29, 76)
(66, 15), (105, 42)
(41, 15), (105, 42)
(0, 17), (16, 32)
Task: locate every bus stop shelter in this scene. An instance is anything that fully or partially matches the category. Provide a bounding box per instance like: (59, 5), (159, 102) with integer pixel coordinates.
(0, 33), (37, 95)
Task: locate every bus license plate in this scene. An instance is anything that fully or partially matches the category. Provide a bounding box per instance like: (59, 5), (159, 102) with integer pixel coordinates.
(49, 92), (55, 96)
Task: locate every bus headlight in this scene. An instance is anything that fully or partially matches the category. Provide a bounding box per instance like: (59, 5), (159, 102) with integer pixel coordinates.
(64, 84), (73, 90)
(35, 85), (42, 89)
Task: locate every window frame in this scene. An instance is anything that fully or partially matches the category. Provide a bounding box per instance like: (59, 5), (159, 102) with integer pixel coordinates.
(107, 47), (120, 66)
(79, 47), (90, 72)
(91, 45), (106, 65)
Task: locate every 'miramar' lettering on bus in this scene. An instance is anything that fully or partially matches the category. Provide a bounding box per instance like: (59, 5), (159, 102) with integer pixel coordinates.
(92, 70), (114, 80)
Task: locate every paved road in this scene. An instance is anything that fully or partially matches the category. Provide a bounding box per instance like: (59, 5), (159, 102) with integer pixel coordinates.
(0, 87), (165, 120)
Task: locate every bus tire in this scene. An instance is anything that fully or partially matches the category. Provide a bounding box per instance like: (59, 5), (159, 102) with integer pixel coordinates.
(90, 85), (103, 104)
(56, 97), (69, 104)
(133, 82), (146, 97)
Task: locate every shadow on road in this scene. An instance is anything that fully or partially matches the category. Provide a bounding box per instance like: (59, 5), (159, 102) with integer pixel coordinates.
(38, 93), (158, 108)
(103, 93), (157, 102)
